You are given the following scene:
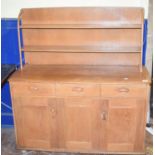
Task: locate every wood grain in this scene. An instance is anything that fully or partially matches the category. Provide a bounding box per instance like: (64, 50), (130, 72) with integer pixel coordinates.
(106, 98), (140, 152)
(11, 82), (55, 97)
(22, 45), (141, 53)
(25, 52), (141, 66)
(9, 65), (151, 84)
(22, 29), (141, 47)
(21, 7), (143, 26)
(10, 7), (150, 154)
(101, 85), (146, 98)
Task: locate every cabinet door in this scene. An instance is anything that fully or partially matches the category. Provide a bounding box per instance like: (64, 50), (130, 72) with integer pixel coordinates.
(13, 97), (64, 149)
(63, 98), (105, 151)
(105, 98), (146, 152)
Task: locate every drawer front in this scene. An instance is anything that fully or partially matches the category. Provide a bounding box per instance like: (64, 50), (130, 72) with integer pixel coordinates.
(11, 82), (55, 96)
(56, 83), (100, 97)
(101, 85), (146, 98)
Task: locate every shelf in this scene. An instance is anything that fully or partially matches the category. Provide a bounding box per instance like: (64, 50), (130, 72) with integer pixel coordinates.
(22, 45), (141, 53)
(20, 23), (142, 29)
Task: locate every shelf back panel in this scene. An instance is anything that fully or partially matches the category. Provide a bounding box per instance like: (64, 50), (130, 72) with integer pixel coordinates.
(22, 29), (142, 48)
(21, 7), (143, 27)
(25, 52), (141, 66)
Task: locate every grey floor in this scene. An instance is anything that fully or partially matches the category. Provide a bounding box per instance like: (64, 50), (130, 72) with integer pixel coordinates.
(1, 128), (80, 155)
(1, 128), (153, 155)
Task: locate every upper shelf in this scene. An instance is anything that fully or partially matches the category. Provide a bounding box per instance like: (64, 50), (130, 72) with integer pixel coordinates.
(22, 45), (141, 53)
(19, 23), (142, 29)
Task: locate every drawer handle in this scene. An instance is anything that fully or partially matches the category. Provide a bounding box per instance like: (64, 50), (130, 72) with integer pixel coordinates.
(101, 111), (107, 120)
(30, 86), (38, 91)
(117, 87), (129, 93)
(72, 87), (84, 92)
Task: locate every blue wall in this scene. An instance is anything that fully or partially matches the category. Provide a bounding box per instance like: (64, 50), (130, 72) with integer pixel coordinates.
(1, 19), (20, 65)
(1, 18), (148, 127)
(1, 19), (19, 127)
(1, 82), (14, 127)
(142, 19), (148, 65)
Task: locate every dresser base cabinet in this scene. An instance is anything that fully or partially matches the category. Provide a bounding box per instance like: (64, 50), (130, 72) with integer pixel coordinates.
(10, 80), (149, 154)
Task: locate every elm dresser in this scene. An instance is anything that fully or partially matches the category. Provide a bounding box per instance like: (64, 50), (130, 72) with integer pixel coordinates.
(9, 7), (151, 154)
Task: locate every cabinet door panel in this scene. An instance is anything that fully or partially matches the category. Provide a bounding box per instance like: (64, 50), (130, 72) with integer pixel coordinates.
(63, 98), (103, 151)
(13, 97), (64, 149)
(64, 98), (92, 150)
(106, 98), (145, 152)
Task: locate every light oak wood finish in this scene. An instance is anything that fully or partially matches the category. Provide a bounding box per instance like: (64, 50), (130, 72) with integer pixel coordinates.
(24, 52), (141, 66)
(18, 7), (144, 71)
(22, 29), (141, 47)
(20, 24), (142, 29)
(101, 85), (147, 98)
(11, 82), (55, 96)
(105, 98), (146, 152)
(20, 7), (143, 26)
(10, 7), (150, 154)
(22, 45), (141, 53)
(22, 28), (142, 67)
(56, 83), (100, 97)
(18, 10), (23, 69)
(10, 65), (150, 84)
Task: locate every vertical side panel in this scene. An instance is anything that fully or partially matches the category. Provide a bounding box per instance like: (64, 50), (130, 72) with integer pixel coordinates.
(133, 99), (146, 151)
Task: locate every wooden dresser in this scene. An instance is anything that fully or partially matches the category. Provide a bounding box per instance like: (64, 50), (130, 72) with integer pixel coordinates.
(9, 7), (151, 154)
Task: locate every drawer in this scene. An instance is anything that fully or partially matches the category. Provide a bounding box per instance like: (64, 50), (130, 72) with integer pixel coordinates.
(101, 85), (146, 98)
(11, 82), (55, 96)
(56, 83), (100, 97)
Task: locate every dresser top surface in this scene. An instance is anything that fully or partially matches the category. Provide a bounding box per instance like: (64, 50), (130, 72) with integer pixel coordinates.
(9, 65), (150, 84)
